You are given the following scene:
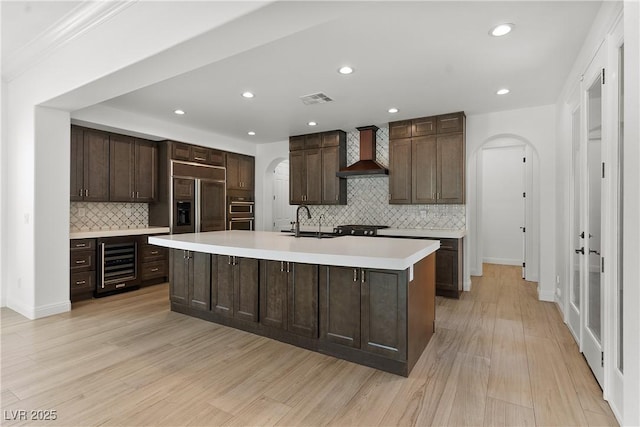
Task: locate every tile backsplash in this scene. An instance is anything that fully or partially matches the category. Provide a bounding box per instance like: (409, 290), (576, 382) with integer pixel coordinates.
(299, 126), (466, 230)
(70, 202), (148, 231)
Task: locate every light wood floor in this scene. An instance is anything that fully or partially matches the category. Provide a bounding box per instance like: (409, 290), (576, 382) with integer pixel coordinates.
(1, 264), (617, 426)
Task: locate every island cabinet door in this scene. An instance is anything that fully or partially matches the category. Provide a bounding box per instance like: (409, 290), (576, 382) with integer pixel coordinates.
(259, 260), (288, 330)
(361, 269), (408, 361)
(319, 266), (361, 348)
(234, 257), (259, 323)
(170, 249), (189, 305)
(212, 255), (234, 317)
(189, 252), (211, 311)
(288, 263), (319, 338)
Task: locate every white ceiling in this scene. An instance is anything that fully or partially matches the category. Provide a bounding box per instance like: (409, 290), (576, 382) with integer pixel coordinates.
(4, 1), (602, 144)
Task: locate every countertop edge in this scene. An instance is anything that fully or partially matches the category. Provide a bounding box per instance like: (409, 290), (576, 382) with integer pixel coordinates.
(149, 234), (439, 271)
(70, 227), (171, 239)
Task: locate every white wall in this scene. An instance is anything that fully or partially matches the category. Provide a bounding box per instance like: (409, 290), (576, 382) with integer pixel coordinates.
(467, 105), (555, 300)
(0, 80), (6, 307)
(481, 144), (525, 266)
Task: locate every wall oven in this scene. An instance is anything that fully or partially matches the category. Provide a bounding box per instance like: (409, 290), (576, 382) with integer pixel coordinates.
(228, 196), (254, 230)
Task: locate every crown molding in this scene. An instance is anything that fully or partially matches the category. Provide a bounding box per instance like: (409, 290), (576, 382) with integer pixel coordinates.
(2, 1), (137, 82)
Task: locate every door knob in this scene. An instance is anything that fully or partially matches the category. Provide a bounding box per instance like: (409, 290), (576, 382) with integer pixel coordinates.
(589, 249), (601, 255)
(575, 247), (585, 255)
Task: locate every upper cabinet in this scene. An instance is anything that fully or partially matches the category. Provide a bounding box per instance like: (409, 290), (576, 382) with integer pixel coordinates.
(289, 130), (346, 205)
(389, 112), (465, 204)
(70, 127), (110, 202)
(171, 141), (224, 166)
(71, 125), (157, 203)
(109, 135), (157, 202)
(226, 153), (255, 192)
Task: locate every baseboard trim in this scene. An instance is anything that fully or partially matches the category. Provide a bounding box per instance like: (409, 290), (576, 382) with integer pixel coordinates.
(483, 257), (522, 266)
(538, 289), (555, 302)
(464, 279), (472, 292)
(7, 299), (71, 320)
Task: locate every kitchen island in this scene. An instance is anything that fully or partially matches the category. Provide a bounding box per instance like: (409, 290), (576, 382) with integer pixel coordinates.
(149, 231), (439, 376)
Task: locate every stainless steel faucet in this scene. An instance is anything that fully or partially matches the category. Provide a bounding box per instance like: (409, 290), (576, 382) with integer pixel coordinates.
(318, 214), (324, 236)
(295, 205), (311, 237)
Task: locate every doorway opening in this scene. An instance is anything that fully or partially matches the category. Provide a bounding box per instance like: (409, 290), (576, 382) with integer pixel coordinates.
(271, 159), (295, 232)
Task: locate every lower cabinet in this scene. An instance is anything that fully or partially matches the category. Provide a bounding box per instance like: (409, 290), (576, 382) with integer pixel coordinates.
(139, 235), (168, 285)
(259, 260), (318, 338)
(70, 238), (96, 302)
(212, 255), (259, 322)
(319, 266), (407, 361)
(435, 238), (463, 298)
(170, 249), (211, 311)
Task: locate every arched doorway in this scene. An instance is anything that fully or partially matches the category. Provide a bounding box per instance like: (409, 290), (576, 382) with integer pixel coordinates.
(469, 134), (540, 283)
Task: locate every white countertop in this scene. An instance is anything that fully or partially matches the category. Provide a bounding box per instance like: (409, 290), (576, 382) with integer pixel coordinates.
(149, 231), (439, 270)
(378, 228), (466, 239)
(70, 227), (171, 239)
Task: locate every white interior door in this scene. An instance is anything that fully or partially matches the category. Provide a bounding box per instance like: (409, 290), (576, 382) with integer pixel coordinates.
(568, 106), (583, 340)
(582, 49), (605, 387)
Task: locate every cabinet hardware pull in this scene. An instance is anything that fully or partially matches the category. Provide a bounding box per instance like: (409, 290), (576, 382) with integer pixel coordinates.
(79, 188), (83, 197)
(76, 280), (86, 285)
(75, 260), (86, 264)
(136, 191), (139, 198)
(150, 251), (158, 255)
(132, 192), (135, 198)
(85, 189), (88, 197)
(280, 261), (284, 272)
(194, 156), (206, 161)
(151, 268), (159, 272)
(228, 256), (232, 265)
(286, 262), (290, 273)
(361, 270), (365, 284)
(76, 243), (86, 248)
(353, 269), (358, 282)
(233, 256), (238, 266)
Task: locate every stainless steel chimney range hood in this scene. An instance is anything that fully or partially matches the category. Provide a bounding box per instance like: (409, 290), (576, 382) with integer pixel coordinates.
(336, 125), (389, 177)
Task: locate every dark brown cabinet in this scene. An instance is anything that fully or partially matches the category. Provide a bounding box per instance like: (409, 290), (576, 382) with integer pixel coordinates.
(139, 235), (168, 285)
(170, 249), (211, 311)
(171, 141), (224, 166)
(226, 153), (255, 191)
(109, 136), (157, 202)
(389, 112), (465, 204)
(289, 130), (346, 205)
(69, 239), (96, 302)
(260, 261), (318, 338)
(319, 266), (407, 361)
(320, 266), (361, 348)
(70, 126), (110, 202)
(212, 255), (259, 322)
(435, 238), (463, 298)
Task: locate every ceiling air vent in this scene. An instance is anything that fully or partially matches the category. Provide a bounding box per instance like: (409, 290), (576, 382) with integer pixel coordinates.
(299, 92), (333, 105)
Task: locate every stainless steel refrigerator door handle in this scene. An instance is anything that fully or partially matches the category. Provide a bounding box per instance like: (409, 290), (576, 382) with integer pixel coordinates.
(195, 179), (201, 233)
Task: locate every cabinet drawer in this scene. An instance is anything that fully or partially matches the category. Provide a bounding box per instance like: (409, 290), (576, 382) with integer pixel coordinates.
(412, 116), (436, 136)
(437, 113), (464, 134)
(70, 271), (95, 294)
(70, 250), (95, 272)
(141, 260), (167, 280)
(389, 120), (412, 139)
(141, 245), (167, 262)
(439, 238), (458, 251)
(70, 239), (95, 251)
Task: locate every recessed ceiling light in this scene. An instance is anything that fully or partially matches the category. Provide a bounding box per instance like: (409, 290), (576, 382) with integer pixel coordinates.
(241, 91), (255, 98)
(247, 131), (256, 136)
(496, 88), (510, 95)
(307, 121), (317, 126)
(388, 108), (399, 113)
(338, 66), (354, 75)
(174, 109), (185, 115)
(490, 23), (514, 37)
